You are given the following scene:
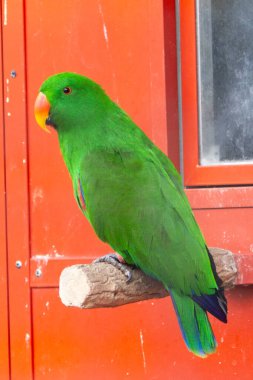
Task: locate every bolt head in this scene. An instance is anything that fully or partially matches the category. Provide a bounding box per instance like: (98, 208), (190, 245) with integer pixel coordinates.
(10, 70), (17, 78)
(35, 268), (42, 277)
(15, 260), (22, 269)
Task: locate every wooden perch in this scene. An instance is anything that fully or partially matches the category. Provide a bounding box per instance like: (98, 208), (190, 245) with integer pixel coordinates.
(59, 247), (237, 309)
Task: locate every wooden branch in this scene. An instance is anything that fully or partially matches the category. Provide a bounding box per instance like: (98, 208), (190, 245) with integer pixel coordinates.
(59, 248), (237, 309)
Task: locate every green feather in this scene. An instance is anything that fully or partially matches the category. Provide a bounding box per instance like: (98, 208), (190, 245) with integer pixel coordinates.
(170, 289), (217, 357)
(38, 72), (227, 356)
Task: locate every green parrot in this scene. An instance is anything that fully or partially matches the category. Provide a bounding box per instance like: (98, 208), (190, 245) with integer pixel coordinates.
(34, 72), (227, 357)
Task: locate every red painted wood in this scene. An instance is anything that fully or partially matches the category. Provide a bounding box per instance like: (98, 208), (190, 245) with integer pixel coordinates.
(192, 207), (253, 255)
(26, 0), (168, 258)
(0, 7), (10, 378)
(30, 257), (91, 288)
(234, 255), (253, 285)
(26, 1), (175, 379)
(186, 187), (253, 209)
(32, 287), (253, 380)
(180, 0), (253, 186)
(2, 1), (33, 379)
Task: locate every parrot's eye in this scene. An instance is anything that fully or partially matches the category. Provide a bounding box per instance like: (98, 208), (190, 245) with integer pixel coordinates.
(63, 87), (72, 95)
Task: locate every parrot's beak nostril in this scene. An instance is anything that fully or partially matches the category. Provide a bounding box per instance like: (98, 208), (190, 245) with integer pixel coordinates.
(34, 92), (51, 133)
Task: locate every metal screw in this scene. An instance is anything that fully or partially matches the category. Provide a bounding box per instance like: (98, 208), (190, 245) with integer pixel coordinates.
(10, 70), (17, 78)
(15, 260), (22, 269)
(35, 268), (42, 277)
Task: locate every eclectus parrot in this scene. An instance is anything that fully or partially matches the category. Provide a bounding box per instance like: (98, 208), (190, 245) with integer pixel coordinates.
(34, 72), (227, 357)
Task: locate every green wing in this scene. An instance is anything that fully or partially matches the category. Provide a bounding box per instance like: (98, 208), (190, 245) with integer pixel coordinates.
(78, 146), (217, 297)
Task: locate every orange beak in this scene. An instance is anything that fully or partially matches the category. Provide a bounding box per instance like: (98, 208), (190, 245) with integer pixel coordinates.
(34, 92), (51, 133)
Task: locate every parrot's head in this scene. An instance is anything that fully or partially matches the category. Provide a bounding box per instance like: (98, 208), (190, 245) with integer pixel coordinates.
(34, 72), (110, 133)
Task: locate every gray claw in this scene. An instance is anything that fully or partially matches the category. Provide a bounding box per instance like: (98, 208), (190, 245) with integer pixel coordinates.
(93, 253), (133, 282)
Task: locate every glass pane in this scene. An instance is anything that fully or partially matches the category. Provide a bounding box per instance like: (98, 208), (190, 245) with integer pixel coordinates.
(196, 0), (253, 165)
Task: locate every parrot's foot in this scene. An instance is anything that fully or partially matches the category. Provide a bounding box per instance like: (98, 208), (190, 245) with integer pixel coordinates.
(93, 253), (134, 282)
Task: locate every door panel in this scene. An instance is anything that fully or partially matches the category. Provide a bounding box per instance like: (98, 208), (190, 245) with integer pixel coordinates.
(26, 0), (167, 257)
(0, 8), (10, 379)
(31, 288), (253, 380)
(1, 1), (32, 378)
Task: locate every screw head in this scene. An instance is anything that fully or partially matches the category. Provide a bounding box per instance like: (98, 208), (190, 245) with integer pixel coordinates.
(35, 268), (42, 277)
(10, 70), (17, 78)
(15, 260), (22, 269)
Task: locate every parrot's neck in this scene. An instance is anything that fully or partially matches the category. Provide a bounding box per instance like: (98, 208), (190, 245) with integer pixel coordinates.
(57, 121), (113, 179)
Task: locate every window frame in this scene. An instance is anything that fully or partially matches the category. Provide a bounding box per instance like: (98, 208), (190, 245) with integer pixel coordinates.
(180, 0), (253, 186)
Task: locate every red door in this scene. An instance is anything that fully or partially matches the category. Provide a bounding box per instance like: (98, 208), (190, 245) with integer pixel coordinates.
(0, 10), (10, 379)
(1, 1), (253, 379)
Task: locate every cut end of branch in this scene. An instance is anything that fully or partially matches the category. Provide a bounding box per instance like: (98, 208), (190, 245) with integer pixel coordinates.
(59, 264), (91, 307)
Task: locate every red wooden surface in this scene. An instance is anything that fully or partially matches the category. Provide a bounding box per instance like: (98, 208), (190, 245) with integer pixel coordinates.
(25, 1), (175, 379)
(1, 1), (33, 379)
(31, 287), (253, 380)
(0, 1), (253, 379)
(26, 0), (168, 259)
(0, 7), (10, 379)
(180, 0), (253, 186)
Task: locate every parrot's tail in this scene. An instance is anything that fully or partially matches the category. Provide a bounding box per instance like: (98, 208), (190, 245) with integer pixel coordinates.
(169, 289), (217, 357)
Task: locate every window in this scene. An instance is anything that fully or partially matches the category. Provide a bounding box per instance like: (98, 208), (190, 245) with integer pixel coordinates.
(197, 0), (253, 165)
(180, 0), (253, 185)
